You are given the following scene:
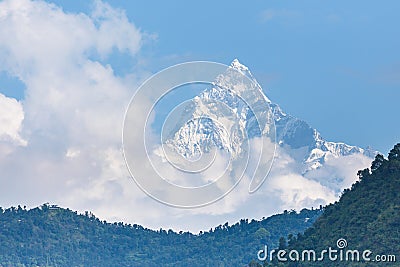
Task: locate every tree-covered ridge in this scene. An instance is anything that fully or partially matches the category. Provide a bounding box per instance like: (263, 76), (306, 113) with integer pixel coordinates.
(0, 203), (321, 266)
(252, 143), (400, 267)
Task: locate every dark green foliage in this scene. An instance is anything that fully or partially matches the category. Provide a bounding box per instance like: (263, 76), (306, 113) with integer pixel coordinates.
(388, 143), (400, 161)
(371, 154), (386, 172)
(0, 204), (321, 266)
(265, 143), (400, 267)
(278, 237), (287, 250)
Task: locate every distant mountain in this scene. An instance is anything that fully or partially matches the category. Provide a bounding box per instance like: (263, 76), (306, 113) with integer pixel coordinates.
(252, 143), (400, 267)
(166, 58), (376, 176)
(271, 102), (376, 173)
(0, 204), (321, 267)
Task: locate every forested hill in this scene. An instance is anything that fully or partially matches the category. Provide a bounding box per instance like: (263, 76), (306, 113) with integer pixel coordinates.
(0, 203), (321, 266)
(254, 143), (400, 267)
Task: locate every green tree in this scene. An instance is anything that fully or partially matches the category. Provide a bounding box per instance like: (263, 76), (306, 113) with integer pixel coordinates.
(254, 227), (271, 241)
(371, 154), (385, 172)
(278, 237), (287, 250)
(281, 142), (400, 267)
(388, 143), (400, 161)
(356, 168), (370, 180)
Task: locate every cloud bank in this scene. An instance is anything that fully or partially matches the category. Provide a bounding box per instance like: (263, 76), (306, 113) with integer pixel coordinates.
(0, 0), (372, 232)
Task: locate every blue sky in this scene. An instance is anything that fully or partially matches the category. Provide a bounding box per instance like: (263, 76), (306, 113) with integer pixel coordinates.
(5, 0), (398, 153)
(0, 0), (398, 230)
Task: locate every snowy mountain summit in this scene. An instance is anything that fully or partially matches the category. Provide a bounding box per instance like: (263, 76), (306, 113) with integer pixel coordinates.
(165, 59), (375, 174)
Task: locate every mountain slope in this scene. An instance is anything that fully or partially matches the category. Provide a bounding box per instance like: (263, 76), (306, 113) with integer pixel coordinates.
(256, 143), (400, 267)
(0, 205), (321, 267)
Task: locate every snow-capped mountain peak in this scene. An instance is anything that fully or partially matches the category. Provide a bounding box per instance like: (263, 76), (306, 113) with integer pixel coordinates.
(230, 58), (250, 73)
(226, 59), (271, 104)
(165, 59), (375, 172)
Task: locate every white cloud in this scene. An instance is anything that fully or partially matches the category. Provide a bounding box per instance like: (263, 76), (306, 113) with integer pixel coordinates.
(0, 0), (372, 233)
(0, 0), (142, 76)
(0, 0), (146, 215)
(0, 93), (26, 146)
(91, 0), (142, 57)
(304, 153), (372, 192)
